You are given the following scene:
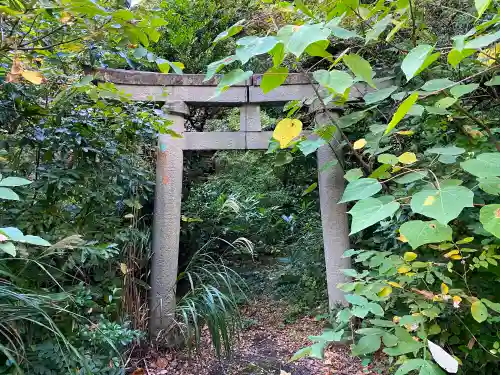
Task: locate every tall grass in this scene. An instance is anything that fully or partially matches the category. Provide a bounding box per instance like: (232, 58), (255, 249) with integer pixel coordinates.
(175, 238), (250, 357)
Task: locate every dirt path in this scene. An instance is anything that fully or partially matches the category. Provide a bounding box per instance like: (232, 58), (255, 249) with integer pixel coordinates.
(134, 298), (382, 375)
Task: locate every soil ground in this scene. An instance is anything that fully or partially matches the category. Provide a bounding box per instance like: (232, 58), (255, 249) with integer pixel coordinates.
(130, 297), (386, 375)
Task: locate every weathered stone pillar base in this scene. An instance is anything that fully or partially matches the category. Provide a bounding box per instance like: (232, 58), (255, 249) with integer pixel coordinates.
(150, 102), (188, 337)
(317, 143), (351, 309)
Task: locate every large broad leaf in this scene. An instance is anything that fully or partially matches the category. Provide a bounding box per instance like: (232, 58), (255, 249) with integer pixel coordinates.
(478, 177), (500, 195)
(421, 79), (455, 91)
(480, 204), (500, 238)
(394, 171), (428, 184)
(0, 187), (19, 201)
(419, 361), (446, 375)
(298, 138), (326, 156)
(343, 53), (375, 88)
(461, 153), (500, 177)
(236, 36), (278, 64)
(0, 242), (16, 257)
(273, 119), (303, 148)
(450, 83), (479, 98)
(213, 19), (245, 44)
(261, 66), (288, 94)
(0, 227), (24, 241)
(410, 186), (474, 224)
(0, 177), (32, 187)
(313, 69), (354, 94)
(364, 86), (398, 104)
(401, 45), (434, 81)
(464, 30), (500, 50)
(383, 340), (423, 356)
(351, 334), (381, 356)
(349, 198), (400, 235)
(428, 340), (459, 373)
(215, 69), (253, 95)
(475, 0), (492, 18)
(22, 235), (51, 247)
(365, 15), (392, 43)
(204, 55), (238, 81)
(425, 146), (465, 156)
(384, 93), (419, 134)
(471, 300), (488, 323)
(339, 178), (382, 203)
(395, 359), (427, 375)
(399, 220), (453, 249)
(287, 24), (331, 57)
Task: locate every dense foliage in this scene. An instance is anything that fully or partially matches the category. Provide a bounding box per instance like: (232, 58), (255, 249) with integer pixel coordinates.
(210, 0), (500, 374)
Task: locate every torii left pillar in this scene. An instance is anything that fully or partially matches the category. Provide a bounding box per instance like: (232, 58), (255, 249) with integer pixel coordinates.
(150, 101), (188, 336)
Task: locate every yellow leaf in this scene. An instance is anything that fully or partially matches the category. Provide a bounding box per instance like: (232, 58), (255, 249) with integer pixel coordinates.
(21, 71), (44, 84)
(388, 281), (403, 288)
(398, 265), (411, 274)
(406, 272), (416, 276)
(404, 252), (417, 262)
(120, 263), (128, 275)
(397, 130), (414, 136)
(424, 195), (436, 206)
(378, 286), (393, 297)
(398, 152), (417, 164)
(450, 255), (462, 260)
(392, 166), (402, 173)
(444, 250), (459, 258)
(441, 283), (449, 295)
(60, 12), (72, 23)
(353, 138), (367, 150)
(273, 118), (303, 148)
(478, 43), (500, 66)
(398, 234), (408, 243)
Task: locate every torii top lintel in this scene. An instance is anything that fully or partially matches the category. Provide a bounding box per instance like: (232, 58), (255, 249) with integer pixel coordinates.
(92, 68), (370, 105)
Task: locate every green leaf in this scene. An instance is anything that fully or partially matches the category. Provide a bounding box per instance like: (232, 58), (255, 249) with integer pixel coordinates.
(417, 52), (441, 75)
(447, 48), (475, 68)
(384, 93), (419, 134)
(410, 186), (474, 224)
(22, 235), (51, 247)
(395, 171), (429, 184)
(287, 24), (331, 57)
(236, 36), (278, 64)
(213, 19), (245, 44)
(112, 9), (135, 21)
(345, 294), (368, 306)
(301, 182), (318, 196)
(156, 59), (184, 74)
(261, 66), (288, 94)
(476, 0), (493, 17)
(421, 79), (455, 91)
(482, 298), (500, 313)
(330, 26), (359, 39)
(0, 187), (19, 201)
(464, 31), (500, 50)
(435, 97), (457, 109)
(0, 227), (24, 241)
(370, 319), (396, 328)
(298, 138), (326, 156)
(290, 346), (312, 361)
(425, 146), (465, 156)
(399, 220), (453, 249)
(395, 359), (427, 375)
(461, 153), (500, 177)
(352, 335), (381, 356)
(480, 204), (500, 238)
(485, 76), (500, 86)
(274, 152), (293, 166)
(349, 198), (400, 235)
(0, 242), (16, 257)
(215, 69), (253, 95)
(365, 15), (392, 43)
(401, 45), (434, 81)
(344, 168), (363, 182)
(0, 177), (31, 187)
(133, 46), (148, 59)
(419, 361), (446, 375)
(338, 110), (369, 128)
(308, 329), (344, 342)
(313, 69), (354, 94)
(383, 340), (423, 356)
(471, 300), (489, 323)
(310, 341), (327, 359)
(339, 178), (382, 203)
(343, 53), (375, 88)
(378, 153), (399, 165)
(364, 86), (398, 104)
(367, 302), (384, 316)
(294, 0), (315, 18)
(204, 56), (238, 81)
(478, 176), (500, 195)
(450, 83), (479, 98)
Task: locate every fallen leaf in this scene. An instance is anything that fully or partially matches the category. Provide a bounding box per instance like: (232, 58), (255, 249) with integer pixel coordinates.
(156, 357), (168, 369)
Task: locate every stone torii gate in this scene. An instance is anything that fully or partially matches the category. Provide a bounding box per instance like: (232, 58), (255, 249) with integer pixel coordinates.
(95, 68), (359, 335)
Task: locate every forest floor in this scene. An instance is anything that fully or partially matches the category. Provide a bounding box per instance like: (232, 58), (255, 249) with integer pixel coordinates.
(131, 297), (386, 375)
